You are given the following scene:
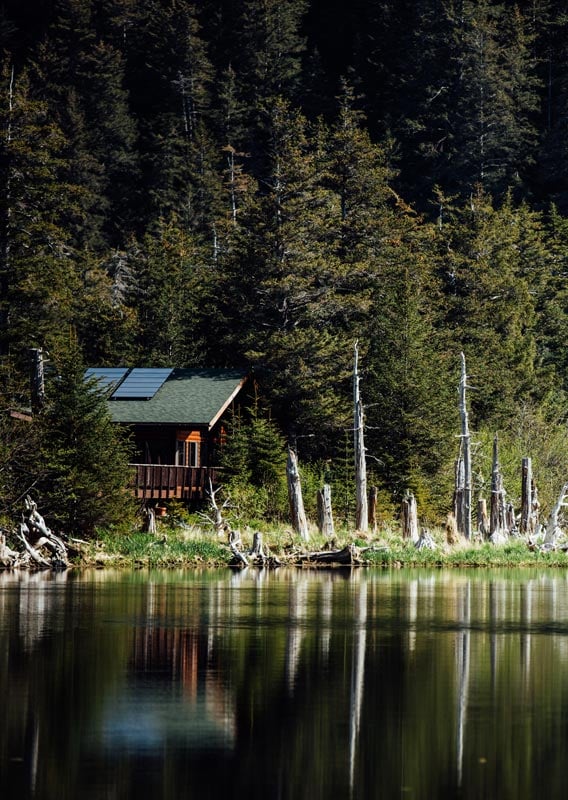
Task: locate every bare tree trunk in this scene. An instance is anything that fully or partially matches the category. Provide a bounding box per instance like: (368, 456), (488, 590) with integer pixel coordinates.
(143, 507), (156, 534)
(490, 435), (507, 543)
(368, 486), (377, 533)
(459, 353), (472, 540)
(544, 482), (568, 547)
(529, 479), (540, 537)
(248, 532), (266, 564)
(317, 484), (334, 537)
(520, 457), (532, 537)
(453, 451), (465, 534)
(446, 512), (459, 545)
(287, 447), (309, 542)
(401, 491), (419, 543)
(29, 348), (45, 412)
(353, 342), (368, 532)
(477, 497), (489, 539)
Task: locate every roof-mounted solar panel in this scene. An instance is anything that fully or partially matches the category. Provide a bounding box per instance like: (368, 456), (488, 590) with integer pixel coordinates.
(84, 368), (129, 393)
(110, 368), (173, 399)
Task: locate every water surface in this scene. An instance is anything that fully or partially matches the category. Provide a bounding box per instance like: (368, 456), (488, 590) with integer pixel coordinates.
(1, 567), (567, 799)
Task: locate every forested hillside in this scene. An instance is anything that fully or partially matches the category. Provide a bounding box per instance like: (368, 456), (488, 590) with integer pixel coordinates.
(2, 0), (568, 521)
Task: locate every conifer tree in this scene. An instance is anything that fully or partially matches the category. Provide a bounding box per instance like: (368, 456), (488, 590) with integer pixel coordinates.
(127, 218), (210, 366)
(435, 187), (540, 426)
(37, 343), (135, 535)
(212, 99), (352, 451)
(0, 63), (80, 367)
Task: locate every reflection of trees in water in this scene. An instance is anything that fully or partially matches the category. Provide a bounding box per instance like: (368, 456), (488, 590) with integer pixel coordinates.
(4, 571), (568, 797)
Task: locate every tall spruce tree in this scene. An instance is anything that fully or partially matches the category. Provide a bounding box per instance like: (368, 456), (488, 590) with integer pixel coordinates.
(435, 187), (540, 426)
(212, 99), (353, 451)
(37, 343), (134, 535)
(0, 63), (80, 370)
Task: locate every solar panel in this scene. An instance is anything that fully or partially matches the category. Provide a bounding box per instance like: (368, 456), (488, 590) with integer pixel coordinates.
(84, 368), (129, 393)
(110, 368), (173, 399)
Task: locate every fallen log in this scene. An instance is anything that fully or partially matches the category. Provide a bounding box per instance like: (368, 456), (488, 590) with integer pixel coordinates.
(300, 544), (360, 566)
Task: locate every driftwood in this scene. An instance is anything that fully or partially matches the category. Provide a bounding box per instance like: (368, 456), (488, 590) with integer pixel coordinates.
(0, 496), (70, 571)
(301, 544), (360, 566)
(228, 529), (248, 566)
(415, 528), (436, 551)
(0, 531), (21, 568)
(227, 529), (281, 569)
(200, 478), (231, 534)
(543, 482), (568, 548)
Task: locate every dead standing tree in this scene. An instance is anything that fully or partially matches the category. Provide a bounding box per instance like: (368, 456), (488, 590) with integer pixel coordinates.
(456, 353), (472, 540)
(317, 484), (334, 538)
(287, 447), (309, 542)
(353, 341), (368, 532)
(489, 434), (508, 543)
(543, 482), (568, 549)
(520, 458), (540, 537)
(401, 490), (419, 543)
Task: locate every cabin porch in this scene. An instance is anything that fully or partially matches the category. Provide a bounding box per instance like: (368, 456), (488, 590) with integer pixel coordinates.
(129, 463), (219, 501)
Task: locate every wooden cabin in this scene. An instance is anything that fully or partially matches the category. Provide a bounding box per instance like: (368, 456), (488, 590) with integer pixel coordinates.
(86, 367), (248, 502)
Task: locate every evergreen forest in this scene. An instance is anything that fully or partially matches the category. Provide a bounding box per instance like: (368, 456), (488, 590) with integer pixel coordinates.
(3, 0), (568, 529)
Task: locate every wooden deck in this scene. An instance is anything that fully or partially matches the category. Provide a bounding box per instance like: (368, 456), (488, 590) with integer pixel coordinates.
(130, 464), (218, 501)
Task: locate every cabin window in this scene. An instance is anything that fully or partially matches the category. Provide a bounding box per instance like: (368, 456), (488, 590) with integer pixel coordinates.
(176, 439), (200, 467)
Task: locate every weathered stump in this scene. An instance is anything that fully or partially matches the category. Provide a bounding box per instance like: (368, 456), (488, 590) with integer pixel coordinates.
(287, 447), (309, 542)
(317, 484), (334, 538)
(401, 491), (419, 543)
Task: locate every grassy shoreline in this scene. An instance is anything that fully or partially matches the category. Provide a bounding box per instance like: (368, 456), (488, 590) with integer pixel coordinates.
(73, 524), (568, 570)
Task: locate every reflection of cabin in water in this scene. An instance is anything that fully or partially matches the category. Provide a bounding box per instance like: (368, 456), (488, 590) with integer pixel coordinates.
(85, 367), (248, 502)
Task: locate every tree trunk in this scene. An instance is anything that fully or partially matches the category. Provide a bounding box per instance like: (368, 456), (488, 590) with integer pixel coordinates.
(544, 482), (568, 546)
(368, 486), (377, 533)
(446, 512), (459, 545)
(489, 434), (507, 542)
(401, 491), (419, 543)
(317, 484), (334, 537)
(458, 353), (472, 540)
(29, 347), (46, 412)
(453, 451), (465, 534)
(287, 447), (309, 542)
(529, 479), (540, 537)
(477, 497), (489, 539)
(303, 544), (358, 565)
(520, 457), (532, 536)
(353, 342), (368, 532)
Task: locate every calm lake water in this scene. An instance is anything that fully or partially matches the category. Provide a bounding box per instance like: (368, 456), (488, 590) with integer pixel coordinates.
(1, 567), (568, 799)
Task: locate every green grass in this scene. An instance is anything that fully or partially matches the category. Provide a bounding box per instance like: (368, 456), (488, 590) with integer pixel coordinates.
(74, 521), (568, 570)
(81, 528), (231, 568)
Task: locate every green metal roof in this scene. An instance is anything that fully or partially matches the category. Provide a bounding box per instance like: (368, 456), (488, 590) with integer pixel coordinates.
(104, 368), (248, 427)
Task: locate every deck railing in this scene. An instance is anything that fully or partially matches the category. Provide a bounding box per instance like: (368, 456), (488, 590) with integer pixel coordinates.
(129, 464), (218, 501)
